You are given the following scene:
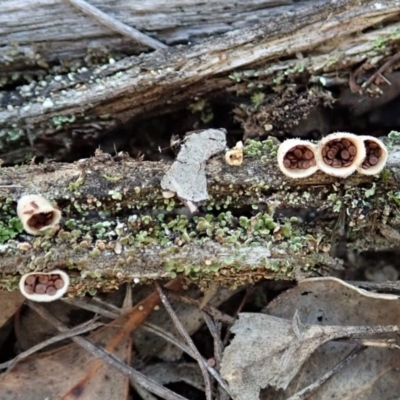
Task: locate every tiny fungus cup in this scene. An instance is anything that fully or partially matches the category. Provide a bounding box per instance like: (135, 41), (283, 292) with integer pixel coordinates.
(316, 132), (365, 178)
(225, 141), (243, 166)
(357, 136), (388, 176)
(19, 270), (70, 302)
(277, 139), (318, 178)
(17, 194), (61, 235)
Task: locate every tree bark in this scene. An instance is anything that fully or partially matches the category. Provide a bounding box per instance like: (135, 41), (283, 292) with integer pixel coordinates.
(1, 137), (399, 295)
(1, 0), (399, 163)
(1, 0), (294, 70)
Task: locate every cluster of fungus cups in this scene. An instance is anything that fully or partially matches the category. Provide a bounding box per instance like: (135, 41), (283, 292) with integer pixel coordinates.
(19, 270), (70, 302)
(278, 133), (387, 178)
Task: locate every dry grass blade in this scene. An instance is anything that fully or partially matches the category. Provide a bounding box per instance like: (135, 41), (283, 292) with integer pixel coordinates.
(154, 282), (213, 400)
(202, 312), (230, 400)
(64, 291), (229, 392)
(167, 292), (235, 325)
(62, 298), (120, 319)
(286, 346), (366, 400)
(0, 319), (103, 372)
(65, 0), (167, 49)
(58, 278), (183, 398)
(142, 322), (231, 395)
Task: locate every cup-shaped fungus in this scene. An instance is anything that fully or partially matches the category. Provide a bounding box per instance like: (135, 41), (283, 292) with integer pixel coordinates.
(315, 132), (365, 178)
(277, 139), (318, 178)
(225, 141), (244, 166)
(19, 270), (70, 302)
(17, 194), (61, 235)
(357, 136), (388, 176)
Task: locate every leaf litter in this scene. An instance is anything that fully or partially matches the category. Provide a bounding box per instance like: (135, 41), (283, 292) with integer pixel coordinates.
(0, 279), (183, 400)
(221, 277), (400, 400)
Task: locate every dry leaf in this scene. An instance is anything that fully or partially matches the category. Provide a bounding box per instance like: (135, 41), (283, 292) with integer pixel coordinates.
(220, 311), (399, 400)
(261, 277), (400, 400)
(221, 278), (400, 400)
(0, 291), (24, 329)
(0, 325), (131, 400)
(142, 362), (203, 391)
(0, 279), (182, 399)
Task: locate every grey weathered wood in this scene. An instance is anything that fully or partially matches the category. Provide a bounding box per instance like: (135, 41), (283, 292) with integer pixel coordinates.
(1, 0), (399, 164)
(0, 138), (398, 295)
(1, 0), (293, 72)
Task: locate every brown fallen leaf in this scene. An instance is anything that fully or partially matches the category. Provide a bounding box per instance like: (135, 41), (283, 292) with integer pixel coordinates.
(0, 324), (131, 400)
(262, 277), (400, 400)
(0, 279), (182, 400)
(220, 311), (400, 400)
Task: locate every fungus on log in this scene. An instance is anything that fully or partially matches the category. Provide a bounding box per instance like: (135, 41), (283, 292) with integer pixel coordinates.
(0, 138), (400, 295)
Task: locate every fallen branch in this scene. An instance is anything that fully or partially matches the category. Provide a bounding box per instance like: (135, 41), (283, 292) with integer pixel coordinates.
(0, 136), (399, 294)
(1, 0), (400, 163)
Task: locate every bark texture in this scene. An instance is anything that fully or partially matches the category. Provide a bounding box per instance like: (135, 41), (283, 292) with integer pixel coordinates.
(1, 0), (400, 163)
(1, 137), (400, 295)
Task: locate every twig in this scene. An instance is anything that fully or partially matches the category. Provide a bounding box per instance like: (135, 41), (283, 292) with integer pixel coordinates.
(362, 50), (400, 89)
(202, 313), (230, 400)
(27, 301), (188, 400)
(0, 319), (103, 372)
(61, 287), (231, 394)
(63, 297), (120, 319)
(286, 346), (365, 400)
(65, 0), (167, 50)
(142, 322), (231, 395)
(167, 292), (235, 325)
(154, 282), (213, 400)
(202, 312), (223, 367)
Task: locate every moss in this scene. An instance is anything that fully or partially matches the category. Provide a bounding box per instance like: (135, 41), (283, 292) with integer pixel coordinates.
(0, 217), (23, 243)
(68, 177), (84, 192)
(243, 138), (279, 158)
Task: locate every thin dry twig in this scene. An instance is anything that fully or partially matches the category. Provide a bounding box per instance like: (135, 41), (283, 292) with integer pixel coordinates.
(202, 312), (223, 367)
(223, 286), (253, 346)
(286, 346), (365, 400)
(167, 292), (235, 325)
(27, 301), (188, 400)
(63, 298), (120, 319)
(63, 288), (231, 394)
(65, 0), (167, 50)
(0, 319), (103, 372)
(202, 312), (230, 400)
(155, 282), (213, 400)
(142, 322), (231, 395)
(362, 50), (400, 89)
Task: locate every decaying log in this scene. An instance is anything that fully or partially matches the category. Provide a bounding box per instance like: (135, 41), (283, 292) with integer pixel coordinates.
(1, 0), (400, 164)
(2, 0), (400, 297)
(1, 137), (400, 296)
(1, 0), (294, 71)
